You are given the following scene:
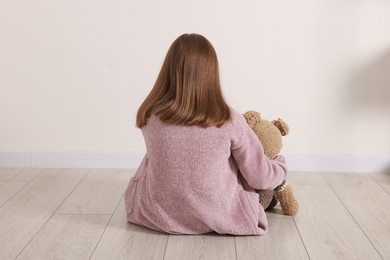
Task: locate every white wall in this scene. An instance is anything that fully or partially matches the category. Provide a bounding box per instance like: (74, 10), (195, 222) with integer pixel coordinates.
(1, 1), (390, 164)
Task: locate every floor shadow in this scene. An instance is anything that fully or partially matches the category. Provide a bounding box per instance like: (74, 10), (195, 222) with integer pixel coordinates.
(266, 205), (285, 216)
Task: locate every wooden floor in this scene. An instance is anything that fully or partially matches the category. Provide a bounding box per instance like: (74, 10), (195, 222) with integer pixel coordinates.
(0, 168), (389, 260)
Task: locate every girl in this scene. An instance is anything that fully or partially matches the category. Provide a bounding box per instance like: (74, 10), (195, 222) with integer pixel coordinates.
(124, 33), (287, 235)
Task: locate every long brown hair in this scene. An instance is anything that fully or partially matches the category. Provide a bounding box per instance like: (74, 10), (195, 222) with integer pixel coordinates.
(136, 33), (231, 128)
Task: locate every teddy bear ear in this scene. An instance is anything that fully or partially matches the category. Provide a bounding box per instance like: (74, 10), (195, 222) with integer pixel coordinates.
(272, 118), (289, 136)
(243, 111), (261, 128)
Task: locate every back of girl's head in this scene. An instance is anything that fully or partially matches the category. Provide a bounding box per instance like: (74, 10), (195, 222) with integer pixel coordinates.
(136, 33), (231, 128)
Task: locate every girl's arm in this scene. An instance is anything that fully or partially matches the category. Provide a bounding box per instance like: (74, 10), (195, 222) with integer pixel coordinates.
(231, 113), (287, 190)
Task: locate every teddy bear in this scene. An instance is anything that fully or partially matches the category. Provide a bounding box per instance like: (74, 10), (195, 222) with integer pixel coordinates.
(243, 110), (299, 215)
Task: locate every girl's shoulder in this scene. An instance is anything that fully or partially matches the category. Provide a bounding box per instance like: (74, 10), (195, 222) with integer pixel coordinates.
(229, 108), (248, 128)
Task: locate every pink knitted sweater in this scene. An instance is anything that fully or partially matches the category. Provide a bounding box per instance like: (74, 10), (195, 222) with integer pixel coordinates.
(124, 108), (287, 235)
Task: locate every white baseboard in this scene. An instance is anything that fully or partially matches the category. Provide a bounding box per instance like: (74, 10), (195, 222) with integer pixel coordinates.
(0, 150), (145, 169)
(34, 150), (145, 169)
(0, 150), (389, 173)
(285, 154), (390, 173)
(0, 150), (32, 167)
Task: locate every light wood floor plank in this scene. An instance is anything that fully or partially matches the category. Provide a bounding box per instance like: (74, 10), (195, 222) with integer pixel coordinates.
(1, 169), (388, 259)
(235, 214), (309, 260)
(57, 169), (134, 215)
(12, 168), (43, 181)
(371, 173), (390, 194)
(0, 169), (43, 207)
(0, 181), (28, 207)
(91, 198), (168, 260)
(0, 168), (23, 181)
(293, 184), (382, 260)
(288, 171), (328, 186)
(0, 168), (88, 260)
(323, 173), (390, 259)
(17, 214), (110, 260)
(164, 233), (236, 260)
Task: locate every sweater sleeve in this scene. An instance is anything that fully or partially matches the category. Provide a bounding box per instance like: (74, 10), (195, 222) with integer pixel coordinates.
(231, 112), (288, 190)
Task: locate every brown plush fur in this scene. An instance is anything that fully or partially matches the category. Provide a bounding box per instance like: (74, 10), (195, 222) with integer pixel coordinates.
(243, 111), (299, 215)
(275, 183), (299, 215)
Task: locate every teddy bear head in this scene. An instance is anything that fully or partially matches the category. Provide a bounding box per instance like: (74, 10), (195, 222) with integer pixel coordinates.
(243, 111), (289, 159)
